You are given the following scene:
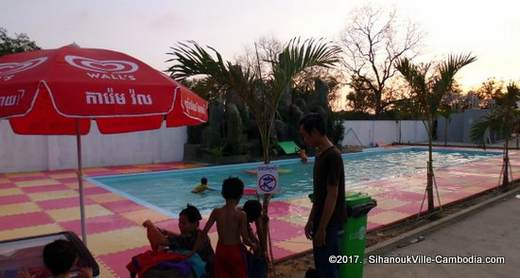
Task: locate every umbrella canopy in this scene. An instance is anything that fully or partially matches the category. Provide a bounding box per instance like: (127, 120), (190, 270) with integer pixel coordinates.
(0, 44), (208, 133)
(0, 45), (208, 244)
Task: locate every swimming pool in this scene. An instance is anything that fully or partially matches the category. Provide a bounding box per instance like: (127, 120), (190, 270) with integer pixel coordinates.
(90, 147), (500, 216)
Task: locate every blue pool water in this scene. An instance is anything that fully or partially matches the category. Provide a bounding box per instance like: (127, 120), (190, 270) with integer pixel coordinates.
(90, 147), (499, 215)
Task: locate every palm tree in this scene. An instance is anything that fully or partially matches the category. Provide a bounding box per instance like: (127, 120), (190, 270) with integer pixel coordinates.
(166, 38), (340, 267)
(471, 84), (520, 190)
(395, 54), (476, 214)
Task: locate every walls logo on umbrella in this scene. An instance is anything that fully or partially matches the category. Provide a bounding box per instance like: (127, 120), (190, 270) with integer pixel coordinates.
(0, 57), (48, 81)
(65, 55), (139, 81)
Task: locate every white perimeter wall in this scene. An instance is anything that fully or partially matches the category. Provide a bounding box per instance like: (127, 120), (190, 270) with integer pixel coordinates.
(342, 120), (428, 147)
(0, 120), (187, 173)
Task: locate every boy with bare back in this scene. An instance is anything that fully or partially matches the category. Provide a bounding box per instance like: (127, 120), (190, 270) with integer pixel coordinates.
(196, 177), (256, 278)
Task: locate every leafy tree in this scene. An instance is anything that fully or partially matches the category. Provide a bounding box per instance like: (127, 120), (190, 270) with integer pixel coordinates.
(166, 38), (340, 267)
(0, 28), (40, 56)
(396, 53), (476, 214)
(471, 84), (520, 189)
(340, 4), (422, 117)
(476, 77), (505, 109)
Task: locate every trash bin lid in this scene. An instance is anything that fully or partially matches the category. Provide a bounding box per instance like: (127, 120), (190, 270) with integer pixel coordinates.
(346, 191), (372, 206)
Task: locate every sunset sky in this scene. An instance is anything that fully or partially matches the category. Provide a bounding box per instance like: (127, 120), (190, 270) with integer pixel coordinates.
(2, 0), (519, 108)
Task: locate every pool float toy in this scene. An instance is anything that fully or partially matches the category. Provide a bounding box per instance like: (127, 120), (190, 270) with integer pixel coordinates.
(244, 168), (292, 175)
(244, 188), (257, 195)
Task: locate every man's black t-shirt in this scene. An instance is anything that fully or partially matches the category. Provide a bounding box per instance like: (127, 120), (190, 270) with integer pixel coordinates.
(312, 146), (346, 231)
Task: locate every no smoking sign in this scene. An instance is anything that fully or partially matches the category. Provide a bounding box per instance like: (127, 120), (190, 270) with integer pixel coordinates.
(256, 164), (280, 194)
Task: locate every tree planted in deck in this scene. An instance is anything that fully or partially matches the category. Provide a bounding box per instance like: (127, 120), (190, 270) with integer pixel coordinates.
(395, 54), (476, 214)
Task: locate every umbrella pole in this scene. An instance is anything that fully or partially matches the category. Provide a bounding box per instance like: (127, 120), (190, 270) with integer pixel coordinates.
(76, 120), (87, 245)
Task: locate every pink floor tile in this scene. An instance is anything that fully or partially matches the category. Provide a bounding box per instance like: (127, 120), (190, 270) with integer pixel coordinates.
(393, 202), (425, 215)
(0, 181), (17, 187)
(54, 177), (81, 183)
(101, 200), (143, 213)
(0, 212), (54, 230)
(0, 194), (30, 205)
(272, 246), (297, 260)
(84, 187), (110, 195)
(269, 219), (305, 241)
(268, 201), (308, 217)
(37, 197), (95, 210)
(98, 246), (149, 277)
(59, 214), (137, 235)
(367, 222), (382, 231)
(22, 184), (70, 193)
(379, 191), (424, 201)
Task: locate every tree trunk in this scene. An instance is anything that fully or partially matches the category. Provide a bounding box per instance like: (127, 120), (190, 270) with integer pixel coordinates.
(427, 118), (435, 213)
(444, 118), (449, 147)
(502, 138), (510, 190)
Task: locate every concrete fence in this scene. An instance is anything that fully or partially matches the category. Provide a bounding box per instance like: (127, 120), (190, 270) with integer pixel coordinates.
(342, 120), (428, 147)
(0, 120), (187, 173)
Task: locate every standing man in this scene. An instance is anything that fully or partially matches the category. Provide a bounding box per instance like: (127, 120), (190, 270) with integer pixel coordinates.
(299, 113), (346, 278)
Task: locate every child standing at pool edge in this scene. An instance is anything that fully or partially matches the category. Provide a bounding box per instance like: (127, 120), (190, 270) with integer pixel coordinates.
(195, 177), (256, 278)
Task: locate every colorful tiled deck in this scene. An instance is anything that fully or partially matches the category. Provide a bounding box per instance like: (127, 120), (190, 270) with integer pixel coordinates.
(0, 147), (518, 277)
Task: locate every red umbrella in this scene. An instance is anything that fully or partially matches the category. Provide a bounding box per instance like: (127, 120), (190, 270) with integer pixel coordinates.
(0, 45), (208, 244)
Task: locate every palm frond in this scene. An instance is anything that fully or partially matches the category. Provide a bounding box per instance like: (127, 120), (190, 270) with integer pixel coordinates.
(470, 116), (492, 146)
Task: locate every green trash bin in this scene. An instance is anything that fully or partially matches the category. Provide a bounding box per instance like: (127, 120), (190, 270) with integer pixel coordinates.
(340, 192), (377, 278)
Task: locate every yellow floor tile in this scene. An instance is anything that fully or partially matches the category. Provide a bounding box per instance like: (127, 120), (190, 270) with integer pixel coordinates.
(15, 179), (60, 188)
(88, 193), (126, 203)
(273, 235), (311, 253)
(87, 226), (149, 256)
(368, 211), (410, 225)
(0, 202), (40, 217)
(121, 209), (170, 225)
(47, 204), (113, 222)
(83, 167), (110, 173)
(117, 168), (147, 173)
(278, 214), (308, 226)
(5, 172), (46, 178)
(286, 197), (312, 208)
(96, 260), (117, 278)
(28, 190), (79, 201)
(0, 188), (23, 197)
(48, 172), (78, 179)
(65, 182), (95, 189)
(0, 224), (63, 241)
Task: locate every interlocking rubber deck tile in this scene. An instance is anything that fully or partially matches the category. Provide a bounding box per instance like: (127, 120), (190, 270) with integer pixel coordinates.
(0, 223), (62, 241)
(87, 226), (149, 256)
(14, 179), (61, 187)
(368, 211), (412, 226)
(0, 211), (54, 230)
(37, 196), (95, 210)
(269, 219), (305, 241)
(0, 148), (517, 276)
(0, 194), (30, 205)
(97, 246), (149, 278)
(0, 202), (41, 217)
(28, 189), (79, 202)
(274, 234), (311, 254)
(59, 214), (137, 235)
(100, 199), (143, 214)
(47, 204), (113, 222)
(21, 184), (70, 193)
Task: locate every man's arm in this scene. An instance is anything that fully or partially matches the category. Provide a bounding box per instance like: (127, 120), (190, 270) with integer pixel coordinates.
(305, 203), (316, 239)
